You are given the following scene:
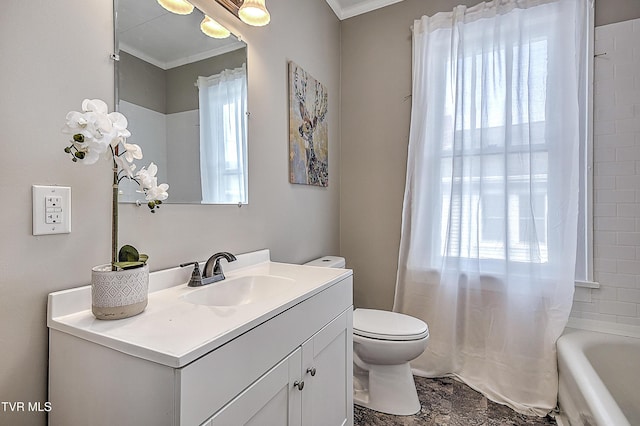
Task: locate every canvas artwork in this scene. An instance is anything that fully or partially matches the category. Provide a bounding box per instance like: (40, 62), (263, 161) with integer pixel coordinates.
(288, 61), (329, 187)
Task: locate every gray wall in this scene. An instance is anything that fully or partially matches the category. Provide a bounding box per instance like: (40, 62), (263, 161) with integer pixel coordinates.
(595, 0), (640, 26)
(119, 51), (167, 113)
(119, 47), (247, 114)
(0, 0), (340, 424)
(340, 0), (640, 311)
(166, 47), (246, 113)
(4, 0), (637, 422)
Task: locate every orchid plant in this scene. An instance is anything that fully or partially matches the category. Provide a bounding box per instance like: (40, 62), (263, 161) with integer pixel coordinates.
(62, 99), (169, 270)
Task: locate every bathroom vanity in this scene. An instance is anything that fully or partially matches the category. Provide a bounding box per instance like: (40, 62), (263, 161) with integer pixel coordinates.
(47, 250), (353, 425)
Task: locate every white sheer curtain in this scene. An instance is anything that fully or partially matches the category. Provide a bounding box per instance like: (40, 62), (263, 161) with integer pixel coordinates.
(394, 0), (588, 416)
(198, 64), (247, 204)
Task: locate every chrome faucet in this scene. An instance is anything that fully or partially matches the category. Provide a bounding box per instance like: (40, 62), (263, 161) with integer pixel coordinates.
(179, 261), (204, 287)
(179, 252), (237, 287)
(203, 252), (237, 284)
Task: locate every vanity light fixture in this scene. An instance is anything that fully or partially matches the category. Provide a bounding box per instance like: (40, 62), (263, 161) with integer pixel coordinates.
(157, 0), (194, 15)
(201, 15), (231, 38)
(238, 0), (271, 26)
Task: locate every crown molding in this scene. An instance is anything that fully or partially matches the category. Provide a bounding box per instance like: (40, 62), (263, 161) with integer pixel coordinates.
(326, 0), (404, 20)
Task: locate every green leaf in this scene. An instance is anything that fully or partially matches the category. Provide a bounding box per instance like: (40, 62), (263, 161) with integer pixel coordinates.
(118, 244), (140, 262)
(116, 246), (148, 269)
(113, 261), (146, 270)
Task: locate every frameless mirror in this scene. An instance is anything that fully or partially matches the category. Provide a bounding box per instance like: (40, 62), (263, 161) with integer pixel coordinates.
(115, 0), (248, 205)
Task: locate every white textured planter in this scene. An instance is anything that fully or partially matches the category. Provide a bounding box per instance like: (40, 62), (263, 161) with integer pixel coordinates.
(91, 264), (149, 320)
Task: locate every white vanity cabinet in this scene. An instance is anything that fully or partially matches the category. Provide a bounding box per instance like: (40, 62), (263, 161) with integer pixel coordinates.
(209, 346), (303, 425)
(48, 255), (353, 426)
(208, 308), (352, 426)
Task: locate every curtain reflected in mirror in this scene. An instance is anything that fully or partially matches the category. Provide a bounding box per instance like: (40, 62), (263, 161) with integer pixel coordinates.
(198, 64), (247, 203)
(115, 0), (248, 205)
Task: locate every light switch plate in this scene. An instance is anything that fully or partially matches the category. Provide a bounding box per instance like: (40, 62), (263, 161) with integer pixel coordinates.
(32, 185), (71, 235)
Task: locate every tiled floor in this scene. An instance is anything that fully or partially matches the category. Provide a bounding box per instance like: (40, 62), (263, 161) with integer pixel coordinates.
(354, 376), (557, 426)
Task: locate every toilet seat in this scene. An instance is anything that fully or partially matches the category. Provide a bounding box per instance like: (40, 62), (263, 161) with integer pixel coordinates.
(353, 309), (429, 341)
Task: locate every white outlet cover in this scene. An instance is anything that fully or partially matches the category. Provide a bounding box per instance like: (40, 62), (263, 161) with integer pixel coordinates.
(33, 185), (71, 235)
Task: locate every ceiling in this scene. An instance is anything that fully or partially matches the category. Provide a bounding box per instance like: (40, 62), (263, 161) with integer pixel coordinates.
(116, 0), (402, 68)
(324, 0), (405, 20)
(117, 0), (244, 69)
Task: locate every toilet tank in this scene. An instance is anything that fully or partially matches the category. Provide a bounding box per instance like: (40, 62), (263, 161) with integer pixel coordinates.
(304, 256), (345, 268)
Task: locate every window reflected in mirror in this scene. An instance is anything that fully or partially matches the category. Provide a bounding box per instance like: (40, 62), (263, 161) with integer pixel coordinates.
(115, 0), (248, 205)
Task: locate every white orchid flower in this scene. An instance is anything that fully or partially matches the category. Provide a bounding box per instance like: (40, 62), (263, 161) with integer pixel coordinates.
(87, 112), (114, 141)
(145, 183), (169, 201)
(64, 98), (168, 214)
(74, 136), (108, 165)
(141, 175), (159, 190)
(80, 147), (101, 164)
(114, 155), (137, 178)
(136, 163), (163, 191)
(82, 99), (109, 115)
(146, 162), (158, 176)
(63, 100), (113, 135)
(123, 143), (143, 162)
(64, 112), (92, 138)
(109, 135), (124, 148)
(108, 112), (131, 139)
(62, 111), (86, 134)
(64, 110), (112, 149)
(68, 100), (120, 148)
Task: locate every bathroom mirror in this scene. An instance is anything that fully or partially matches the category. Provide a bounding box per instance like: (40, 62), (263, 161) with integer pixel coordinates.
(115, 0), (248, 205)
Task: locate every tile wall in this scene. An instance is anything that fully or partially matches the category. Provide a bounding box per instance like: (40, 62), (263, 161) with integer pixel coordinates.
(571, 18), (640, 327)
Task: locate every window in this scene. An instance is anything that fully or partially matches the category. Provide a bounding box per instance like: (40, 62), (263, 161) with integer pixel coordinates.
(198, 64), (248, 205)
(429, 5), (593, 282)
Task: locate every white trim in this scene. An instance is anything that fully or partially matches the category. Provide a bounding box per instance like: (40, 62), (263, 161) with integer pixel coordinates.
(566, 317), (640, 339)
(575, 279), (599, 289)
(327, 0), (405, 20)
(584, 0), (595, 283)
(165, 40), (246, 69)
(574, 0), (595, 286)
(324, 0), (346, 19)
(118, 43), (166, 69)
(119, 40), (245, 70)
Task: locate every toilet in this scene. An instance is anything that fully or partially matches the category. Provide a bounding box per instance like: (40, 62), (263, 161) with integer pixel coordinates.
(305, 256), (429, 416)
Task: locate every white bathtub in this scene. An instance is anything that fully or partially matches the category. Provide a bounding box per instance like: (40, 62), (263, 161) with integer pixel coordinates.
(557, 329), (640, 426)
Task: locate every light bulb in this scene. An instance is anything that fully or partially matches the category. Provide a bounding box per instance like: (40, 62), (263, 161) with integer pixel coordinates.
(157, 0), (194, 15)
(200, 16), (231, 39)
(239, 0), (270, 27)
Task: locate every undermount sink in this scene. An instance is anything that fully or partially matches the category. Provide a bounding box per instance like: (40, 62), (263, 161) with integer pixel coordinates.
(182, 275), (296, 307)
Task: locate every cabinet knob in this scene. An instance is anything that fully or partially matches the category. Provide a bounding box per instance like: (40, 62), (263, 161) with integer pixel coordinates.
(293, 380), (305, 391)
(306, 367), (316, 377)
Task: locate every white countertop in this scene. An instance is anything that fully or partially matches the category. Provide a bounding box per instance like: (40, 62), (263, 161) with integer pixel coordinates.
(47, 250), (352, 368)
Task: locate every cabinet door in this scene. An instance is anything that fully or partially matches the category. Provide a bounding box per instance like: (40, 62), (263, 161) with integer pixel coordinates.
(210, 348), (303, 426)
(301, 309), (353, 426)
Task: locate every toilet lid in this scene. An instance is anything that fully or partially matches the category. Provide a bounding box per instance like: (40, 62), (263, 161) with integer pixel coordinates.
(353, 309), (429, 341)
